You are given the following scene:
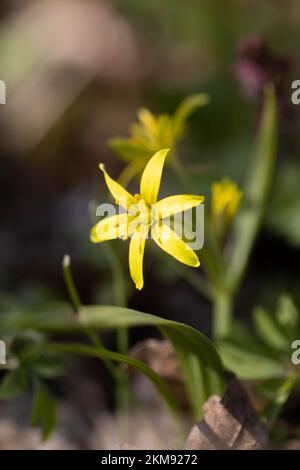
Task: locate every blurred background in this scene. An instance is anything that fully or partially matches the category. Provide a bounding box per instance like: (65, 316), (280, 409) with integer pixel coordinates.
(1, 0), (300, 449)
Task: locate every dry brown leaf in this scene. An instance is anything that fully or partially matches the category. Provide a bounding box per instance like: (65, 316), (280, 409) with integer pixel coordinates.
(185, 378), (268, 450)
(128, 339), (182, 380)
(127, 339), (187, 407)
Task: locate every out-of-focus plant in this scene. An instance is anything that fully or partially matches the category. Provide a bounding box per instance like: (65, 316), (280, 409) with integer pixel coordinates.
(0, 300), (68, 440)
(196, 84), (278, 341)
(108, 94), (210, 186)
(266, 162), (300, 247)
(219, 294), (300, 428)
(211, 178), (243, 243)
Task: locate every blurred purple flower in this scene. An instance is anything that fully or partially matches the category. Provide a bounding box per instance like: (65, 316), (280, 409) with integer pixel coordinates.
(234, 35), (292, 100)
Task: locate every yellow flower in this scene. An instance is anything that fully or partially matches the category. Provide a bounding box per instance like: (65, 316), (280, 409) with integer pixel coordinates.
(107, 94), (210, 186)
(211, 178), (242, 233)
(91, 149), (204, 290)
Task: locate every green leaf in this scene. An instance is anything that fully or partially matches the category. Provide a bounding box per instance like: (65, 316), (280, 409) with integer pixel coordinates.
(253, 307), (290, 352)
(219, 341), (285, 380)
(31, 382), (57, 441)
(0, 301), (76, 333)
(80, 306), (225, 419)
(32, 353), (64, 379)
(226, 320), (270, 355)
(275, 295), (299, 340)
(225, 85), (278, 292)
(0, 303), (226, 420)
(0, 368), (28, 400)
(107, 138), (150, 162)
(261, 372), (298, 426)
(266, 162), (300, 246)
(47, 342), (179, 420)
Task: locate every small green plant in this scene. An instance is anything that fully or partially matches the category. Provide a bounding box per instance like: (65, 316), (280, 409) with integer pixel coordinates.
(220, 294), (300, 428)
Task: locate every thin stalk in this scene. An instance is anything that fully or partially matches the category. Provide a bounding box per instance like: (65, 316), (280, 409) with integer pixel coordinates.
(62, 255), (118, 379)
(212, 290), (233, 341)
(103, 244), (127, 307)
(90, 199), (130, 437)
(41, 341), (182, 432)
(163, 250), (213, 300)
(103, 244), (130, 438)
(262, 371), (298, 429)
(62, 255), (81, 312)
(225, 85), (277, 293)
(212, 86), (277, 340)
(148, 241), (212, 300)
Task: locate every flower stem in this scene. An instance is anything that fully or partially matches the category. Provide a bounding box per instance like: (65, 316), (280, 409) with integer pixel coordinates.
(212, 290), (233, 340)
(90, 199), (130, 437)
(211, 86), (277, 340)
(62, 255), (81, 312)
(103, 244), (130, 439)
(62, 254), (118, 379)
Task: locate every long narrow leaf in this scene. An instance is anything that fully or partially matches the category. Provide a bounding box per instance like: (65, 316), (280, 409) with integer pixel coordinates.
(0, 303), (226, 419)
(225, 85), (278, 292)
(46, 342), (179, 420)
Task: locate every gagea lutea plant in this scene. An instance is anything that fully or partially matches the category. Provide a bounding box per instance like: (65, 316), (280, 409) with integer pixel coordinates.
(2, 84), (298, 444)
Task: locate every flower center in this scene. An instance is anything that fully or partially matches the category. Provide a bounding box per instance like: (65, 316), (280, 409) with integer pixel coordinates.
(139, 208), (151, 225)
(132, 196), (151, 226)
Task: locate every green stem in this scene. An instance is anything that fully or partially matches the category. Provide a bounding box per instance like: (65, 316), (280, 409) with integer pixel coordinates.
(225, 85), (277, 293)
(62, 255), (118, 379)
(62, 255), (81, 312)
(212, 86), (277, 340)
(115, 318), (130, 439)
(164, 252), (213, 300)
(103, 244), (130, 438)
(262, 371), (298, 429)
(90, 199), (130, 437)
(148, 241), (213, 301)
(103, 244), (127, 307)
(171, 153), (234, 341)
(42, 341), (181, 429)
(212, 290), (233, 341)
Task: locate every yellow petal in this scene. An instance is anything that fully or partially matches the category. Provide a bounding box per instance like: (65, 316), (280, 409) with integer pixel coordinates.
(99, 164), (137, 211)
(140, 149), (169, 206)
(137, 108), (158, 138)
(90, 213), (135, 243)
(129, 224), (149, 290)
(153, 221), (200, 267)
(153, 194), (205, 219)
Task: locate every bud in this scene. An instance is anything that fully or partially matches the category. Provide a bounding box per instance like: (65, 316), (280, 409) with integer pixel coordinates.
(211, 178), (242, 239)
